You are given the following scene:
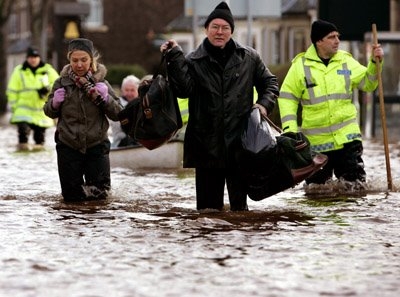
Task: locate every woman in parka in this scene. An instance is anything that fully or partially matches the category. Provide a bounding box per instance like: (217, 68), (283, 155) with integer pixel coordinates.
(160, 2), (279, 211)
(44, 38), (122, 202)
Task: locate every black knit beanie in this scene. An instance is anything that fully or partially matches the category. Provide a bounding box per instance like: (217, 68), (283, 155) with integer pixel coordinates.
(204, 1), (235, 33)
(68, 38), (94, 57)
(311, 20), (338, 44)
(26, 47), (40, 57)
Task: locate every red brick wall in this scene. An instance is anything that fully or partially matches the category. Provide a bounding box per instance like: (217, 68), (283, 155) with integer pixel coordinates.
(85, 0), (184, 74)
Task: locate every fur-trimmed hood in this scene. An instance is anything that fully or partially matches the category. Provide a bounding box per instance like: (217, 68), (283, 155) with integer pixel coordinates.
(59, 63), (107, 82)
(43, 62), (122, 154)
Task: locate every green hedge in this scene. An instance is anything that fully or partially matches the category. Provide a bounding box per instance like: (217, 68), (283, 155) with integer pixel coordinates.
(105, 64), (147, 86)
(269, 63), (291, 86)
(262, 63), (291, 127)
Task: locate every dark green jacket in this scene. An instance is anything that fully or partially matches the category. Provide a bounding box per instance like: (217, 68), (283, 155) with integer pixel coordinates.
(44, 64), (122, 153)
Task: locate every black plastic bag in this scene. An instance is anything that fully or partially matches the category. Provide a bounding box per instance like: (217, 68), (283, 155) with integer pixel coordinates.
(241, 108), (276, 154)
(238, 108), (328, 201)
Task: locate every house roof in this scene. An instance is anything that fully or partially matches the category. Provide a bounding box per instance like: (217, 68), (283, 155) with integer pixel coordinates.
(282, 0), (317, 14)
(166, 14), (207, 32)
(7, 38), (31, 55)
(166, 0), (317, 32)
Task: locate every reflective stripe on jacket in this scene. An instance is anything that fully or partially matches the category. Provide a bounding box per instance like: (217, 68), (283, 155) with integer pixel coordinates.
(278, 45), (380, 152)
(178, 98), (189, 125)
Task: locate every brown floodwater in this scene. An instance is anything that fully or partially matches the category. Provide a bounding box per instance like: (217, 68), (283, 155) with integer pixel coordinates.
(1, 116), (400, 297)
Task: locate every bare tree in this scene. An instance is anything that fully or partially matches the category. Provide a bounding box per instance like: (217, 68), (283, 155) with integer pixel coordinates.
(0, 0), (13, 114)
(0, 0), (52, 114)
(29, 0), (52, 54)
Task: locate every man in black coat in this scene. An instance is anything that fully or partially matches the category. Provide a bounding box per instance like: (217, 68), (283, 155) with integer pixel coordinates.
(160, 2), (279, 211)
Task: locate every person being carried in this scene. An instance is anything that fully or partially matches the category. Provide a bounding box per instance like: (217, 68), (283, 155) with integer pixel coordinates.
(160, 2), (279, 211)
(44, 38), (122, 202)
(278, 20), (384, 188)
(110, 74), (140, 148)
(7, 46), (59, 151)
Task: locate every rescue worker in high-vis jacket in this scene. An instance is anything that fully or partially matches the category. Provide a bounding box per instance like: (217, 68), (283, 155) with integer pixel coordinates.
(278, 20), (384, 185)
(7, 46), (59, 151)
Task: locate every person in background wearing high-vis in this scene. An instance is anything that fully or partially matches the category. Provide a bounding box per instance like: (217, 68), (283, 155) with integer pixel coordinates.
(278, 20), (384, 187)
(7, 47), (59, 151)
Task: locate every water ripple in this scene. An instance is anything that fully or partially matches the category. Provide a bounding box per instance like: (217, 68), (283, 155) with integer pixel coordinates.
(1, 125), (400, 297)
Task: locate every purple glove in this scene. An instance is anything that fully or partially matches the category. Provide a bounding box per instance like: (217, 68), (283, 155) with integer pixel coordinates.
(52, 88), (66, 109)
(94, 82), (109, 103)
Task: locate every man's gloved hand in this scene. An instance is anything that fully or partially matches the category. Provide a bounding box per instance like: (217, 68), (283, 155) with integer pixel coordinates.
(253, 103), (268, 118)
(37, 87), (50, 98)
(90, 82), (109, 106)
(52, 88), (66, 109)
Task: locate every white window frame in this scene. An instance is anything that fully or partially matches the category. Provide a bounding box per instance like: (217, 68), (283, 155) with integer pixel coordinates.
(78, 0), (104, 28)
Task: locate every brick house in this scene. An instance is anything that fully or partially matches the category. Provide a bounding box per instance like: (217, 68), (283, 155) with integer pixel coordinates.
(83, 0), (184, 75)
(5, 0), (184, 77)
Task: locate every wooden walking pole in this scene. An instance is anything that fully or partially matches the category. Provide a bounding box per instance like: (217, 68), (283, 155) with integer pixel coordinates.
(372, 23), (393, 191)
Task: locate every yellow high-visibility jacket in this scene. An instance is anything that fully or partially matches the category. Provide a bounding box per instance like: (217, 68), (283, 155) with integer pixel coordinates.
(7, 62), (59, 128)
(278, 45), (380, 152)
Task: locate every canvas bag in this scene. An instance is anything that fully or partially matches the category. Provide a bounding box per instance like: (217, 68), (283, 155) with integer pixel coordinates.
(238, 108), (328, 201)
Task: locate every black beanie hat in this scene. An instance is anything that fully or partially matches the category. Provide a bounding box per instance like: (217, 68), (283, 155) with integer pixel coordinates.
(26, 47), (40, 57)
(68, 38), (94, 57)
(311, 20), (338, 44)
(204, 1), (234, 33)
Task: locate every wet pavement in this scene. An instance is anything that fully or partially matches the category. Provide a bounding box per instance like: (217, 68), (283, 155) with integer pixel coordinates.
(1, 114), (400, 297)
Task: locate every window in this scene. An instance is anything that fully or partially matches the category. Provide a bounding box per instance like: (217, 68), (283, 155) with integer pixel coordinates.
(270, 29), (280, 65)
(78, 0), (103, 28)
(7, 6), (30, 40)
(7, 13), (18, 37)
(288, 27), (307, 60)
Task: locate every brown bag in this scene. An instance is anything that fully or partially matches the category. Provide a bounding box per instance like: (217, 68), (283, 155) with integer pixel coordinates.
(134, 73), (182, 150)
(118, 54), (183, 150)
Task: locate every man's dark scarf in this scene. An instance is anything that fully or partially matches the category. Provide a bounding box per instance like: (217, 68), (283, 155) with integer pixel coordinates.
(204, 38), (235, 68)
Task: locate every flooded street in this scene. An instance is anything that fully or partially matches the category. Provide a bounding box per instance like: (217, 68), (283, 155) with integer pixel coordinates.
(1, 115), (400, 297)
